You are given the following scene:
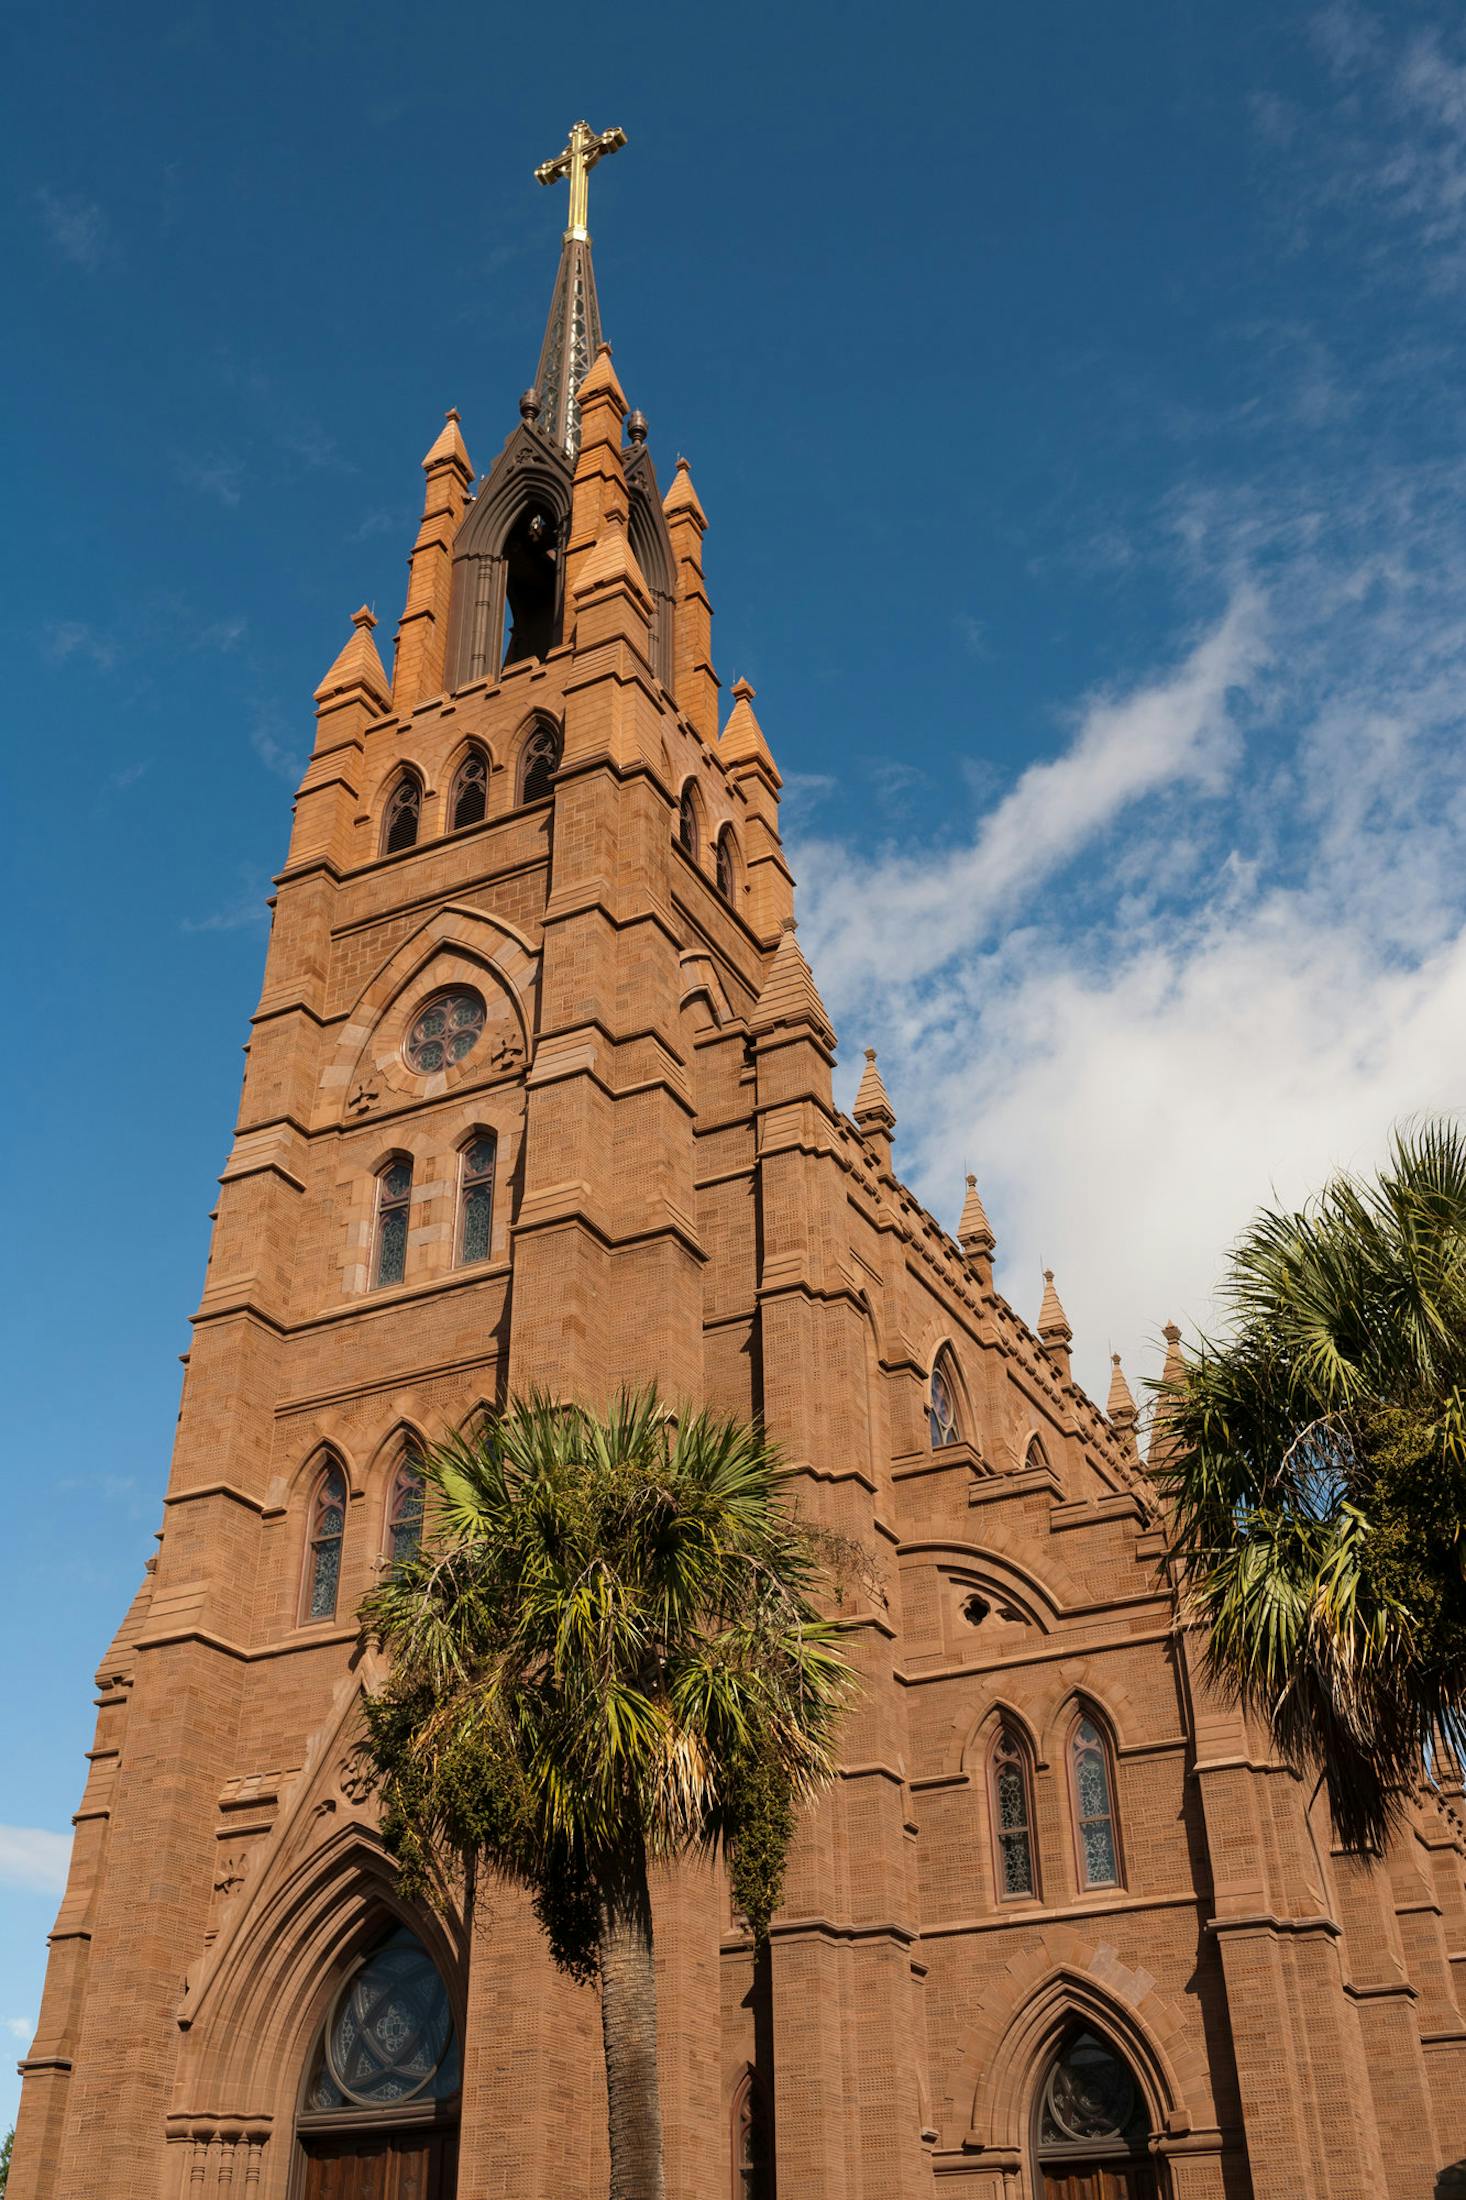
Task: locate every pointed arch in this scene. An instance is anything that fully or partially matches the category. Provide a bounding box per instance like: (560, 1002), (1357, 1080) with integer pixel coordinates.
(517, 714), (562, 806)
(371, 1153), (413, 1289)
(715, 824), (741, 905)
(676, 778), (704, 865)
(445, 422), (574, 690)
(988, 1719), (1040, 1903)
(624, 435), (676, 688)
(299, 1457), (348, 1624)
(380, 769), (423, 857)
(447, 741), (491, 830)
(1065, 1701), (1125, 1891)
(929, 1342), (965, 1449)
(730, 2063), (773, 2199)
(1024, 1430), (1055, 1474)
(456, 1124), (498, 1265)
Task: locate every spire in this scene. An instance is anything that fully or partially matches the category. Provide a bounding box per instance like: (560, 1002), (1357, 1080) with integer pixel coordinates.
(1107, 1352), (1139, 1448)
(1037, 1268), (1073, 1378)
(750, 918), (836, 1050)
(721, 676), (780, 781)
(958, 1172), (996, 1263)
(391, 409), (475, 714)
(853, 1048), (895, 1134)
(1148, 1320), (1187, 1476)
(313, 605), (389, 712)
(663, 457), (719, 741)
(531, 121), (627, 460)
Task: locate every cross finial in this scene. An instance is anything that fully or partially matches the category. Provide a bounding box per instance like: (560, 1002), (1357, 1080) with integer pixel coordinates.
(534, 120), (628, 241)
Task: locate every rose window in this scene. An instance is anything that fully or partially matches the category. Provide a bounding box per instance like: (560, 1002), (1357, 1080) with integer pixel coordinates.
(404, 988), (486, 1075)
(307, 1928), (459, 2110)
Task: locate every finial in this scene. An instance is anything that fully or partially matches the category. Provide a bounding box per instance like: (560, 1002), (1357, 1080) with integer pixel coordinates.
(351, 605), (376, 630)
(853, 1046), (896, 1140)
(627, 409), (648, 445)
(957, 1170), (995, 1262)
(780, 914), (798, 934)
(535, 121), (628, 241)
(731, 676), (756, 701)
(865, 1046), (877, 1063)
(675, 453), (691, 472)
(595, 340), (613, 360)
(520, 387), (542, 423)
(445, 407), (460, 423)
(966, 1170), (977, 1189)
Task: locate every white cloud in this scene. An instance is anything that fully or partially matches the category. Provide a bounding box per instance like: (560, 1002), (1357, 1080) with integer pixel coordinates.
(4, 2018), (33, 2043)
(42, 620), (118, 672)
(178, 455), (244, 508)
(0, 1827), (71, 1896)
(795, 449), (1466, 1412)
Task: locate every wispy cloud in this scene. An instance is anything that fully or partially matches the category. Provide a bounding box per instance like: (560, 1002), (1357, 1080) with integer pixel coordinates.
(193, 616), (247, 652)
(248, 703), (302, 784)
(106, 760), (149, 797)
(182, 868), (271, 935)
(178, 454), (244, 508)
(5, 2017), (34, 2043)
(42, 620), (118, 671)
(0, 1827), (71, 1896)
(34, 186), (109, 272)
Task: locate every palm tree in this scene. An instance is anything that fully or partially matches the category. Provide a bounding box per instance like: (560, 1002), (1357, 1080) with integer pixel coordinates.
(1154, 1121), (1466, 1853)
(358, 1389), (852, 2200)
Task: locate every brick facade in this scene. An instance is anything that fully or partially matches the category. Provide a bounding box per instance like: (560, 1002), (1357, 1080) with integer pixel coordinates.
(12, 238), (1466, 2200)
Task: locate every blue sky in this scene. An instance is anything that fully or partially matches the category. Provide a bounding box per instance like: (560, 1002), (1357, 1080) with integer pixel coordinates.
(7, 0), (1466, 2135)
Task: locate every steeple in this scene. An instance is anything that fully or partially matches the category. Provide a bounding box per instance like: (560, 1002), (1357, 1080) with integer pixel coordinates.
(1107, 1352), (1140, 1453)
(531, 120), (627, 461)
(1037, 1267), (1073, 1379)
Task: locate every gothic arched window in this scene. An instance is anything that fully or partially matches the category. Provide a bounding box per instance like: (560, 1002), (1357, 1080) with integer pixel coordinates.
(929, 1351), (961, 1449)
(386, 1461), (425, 1568)
(382, 774), (422, 856)
(303, 1926), (460, 2114)
(677, 783), (700, 862)
(457, 1132), (497, 1265)
(1034, 2026), (1149, 2180)
(519, 723), (560, 805)
(715, 828), (738, 904)
(731, 2069), (772, 2200)
(373, 1158), (413, 1288)
(450, 747), (489, 830)
(304, 1462), (347, 1623)
(990, 1725), (1037, 1900)
(1025, 1434), (1052, 1474)
(1070, 1714), (1122, 1889)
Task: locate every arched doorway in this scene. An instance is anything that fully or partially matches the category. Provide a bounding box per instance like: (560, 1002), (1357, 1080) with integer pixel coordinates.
(295, 1924), (459, 2197)
(1031, 2025), (1160, 2199)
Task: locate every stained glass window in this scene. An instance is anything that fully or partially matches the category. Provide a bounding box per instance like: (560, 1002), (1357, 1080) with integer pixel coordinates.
(374, 1158), (413, 1288)
(991, 1726), (1036, 1898)
(1072, 1716), (1120, 1888)
(520, 724), (560, 805)
(383, 776), (421, 856)
(1038, 2028), (1144, 2150)
(387, 1463), (425, 1568)
(306, 1463), (347, 1623)
(458, 1133), (497, 1265)
(716, 830), (738, 903)
(404, 989), (486, 1076)
(929, 1355), (960, 1448)
(678, 784), (699, 860)
(450, 749), (489, 830)
(305, 1928), (459, 2113)
(1025, 1435), (1052, 1473)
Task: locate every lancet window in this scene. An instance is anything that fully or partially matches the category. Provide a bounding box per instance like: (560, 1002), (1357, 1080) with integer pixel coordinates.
(715, 828), (738, 904)
(732, 2070), (772, 2200)
(304, 1462), (347, 1623)
(990, 1725), (1038, 1899)
(520, 723), (560, 805)
(382, 774), (422, 856)
(386, 1461), (425, 1568)
(457, 1132), (497, 1265)
(677, 783), (700, 861)
(929, 1351), (961, 1449)
(373, 1158), (413, 1288)
(450, 747), (489, 829)
(1070, 1714), (1122, 1889)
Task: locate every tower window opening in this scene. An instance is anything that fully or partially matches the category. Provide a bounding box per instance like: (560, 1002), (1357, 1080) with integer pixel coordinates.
(387, 1460), (425, 1568)
(382, 775), (422, 856)
(458, 1133), (498, 1265)
(677, 784), (700, 862)
(502, 506), (559, 668)
(520, 723), (561, 806)
(450, 748), (489, 830)
(990, 1725), (1037, 1899)
(305, 1462), (347, 1623)
(715, 828), (738, 903)
(373, 1158), (413, 1288)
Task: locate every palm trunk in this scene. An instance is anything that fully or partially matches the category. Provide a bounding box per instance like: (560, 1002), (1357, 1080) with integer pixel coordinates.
(597, 1857), (666, 2200)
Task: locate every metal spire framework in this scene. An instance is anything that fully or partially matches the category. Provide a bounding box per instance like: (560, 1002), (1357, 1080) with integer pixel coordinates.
(531, 120), (627, 459)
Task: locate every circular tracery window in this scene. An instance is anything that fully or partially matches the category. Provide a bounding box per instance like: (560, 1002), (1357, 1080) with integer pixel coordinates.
(1039, 2030), (1140, 2147)
(307, 1929), (458, 2111)
(404, 988), (486, 1075)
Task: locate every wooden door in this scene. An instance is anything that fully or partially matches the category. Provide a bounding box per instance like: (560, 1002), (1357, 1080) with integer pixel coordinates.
(300, 2128), (458, 2200)
(1040, 2161), (1156, 2200)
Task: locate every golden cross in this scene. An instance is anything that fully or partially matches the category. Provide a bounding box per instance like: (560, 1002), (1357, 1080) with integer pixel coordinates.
(535, 119), (627, 241)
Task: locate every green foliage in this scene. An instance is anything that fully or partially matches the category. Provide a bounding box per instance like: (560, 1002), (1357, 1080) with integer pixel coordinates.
(1155, 1121), (1466, 1851)
(358, 1389), (853, 1978)
(1, 2124), (12, 2195)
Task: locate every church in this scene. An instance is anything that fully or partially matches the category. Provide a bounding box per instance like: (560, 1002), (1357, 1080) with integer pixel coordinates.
(13, 122), (1466, 2200)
